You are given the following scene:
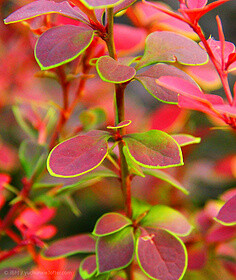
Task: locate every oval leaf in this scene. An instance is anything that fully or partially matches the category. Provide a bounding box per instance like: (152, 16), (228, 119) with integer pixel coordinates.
(135, 63), (198, 104)
(96, 56), (136, 83)
(72, 0), (126, 9)
(123, 130), (183, 169)
(137, 31), (208, 69)
(214, 195), (236, 226)
(141, 205), (192, 236)
(79, 255), (97, 279)
(143, 169), (188, 195)
(96, 227), (135, 273)
(4, 0), (87, 24)
(35, 25), (94, 70)
(136, 228), (187, 280)
(93, 213), (132, 236)
(43, 234), (96, 258)
(47, 130), (110, 178)
(172, 134), (201, 147)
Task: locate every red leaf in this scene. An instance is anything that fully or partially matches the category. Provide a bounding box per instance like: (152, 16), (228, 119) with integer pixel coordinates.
(47, 130), (110, 177)
(97, 227), (134, 273)
(135, 63), (197, 104)
(215, 195), (236, 226)
(79, 255), (97, 279)
(44, 234), (96, 258)
(136, 227), (187, 280)
(35, 25), (94, 70)
(206, 225), (236, 243)
(186, 0), (207, 9)
(96, 56), (136, 83)
(4, 0), (87, 24)
(123, 130), (183, 168)
(93, 213), (132, 236)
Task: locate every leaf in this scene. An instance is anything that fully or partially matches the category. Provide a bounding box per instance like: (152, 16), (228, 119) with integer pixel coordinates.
(80, 108), (106, 131)
(186, 0), (207, 9)
(143, 169), (188, 195)
(171, 134), (201, 147)
(96, 56), (136, 83)
(93, 213), (132, 236)
(72, 0), (126, 9)
(135, 63), (198, 104)
(140, 205), (192, 236)
(43, 234), (96, 258)
(123, 146), (145, 177)
(12, 105), (37, 138)
(137, 31), (208, 69)
(96, 227), (135, 273)
(47, 130), (110, 178)
(131, 198), (151, 221)
(4, 0), (87, 24)
(107, 120), (132, 130)
(35, 25), (94, 70)
(123, 130), (183, 169)
(79, 255), (97, 279)
(33, 170), (118, 193)
(136, 228), (188, 280)
(114, 0), (137, 14)
(214, 195), (236, 226)
(19, 140), (48, 179)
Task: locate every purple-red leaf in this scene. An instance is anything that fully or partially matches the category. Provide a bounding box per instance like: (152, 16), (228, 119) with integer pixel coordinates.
(47, 130), (110, 178)
(143, 169), (188, 195)
(43, 234), (95, 258)
(215, 195), (236, 226)
(4, 0), (87, 24)
(96, 227), (135, 273)
(123, 130), (183, 169)
(137, 31), (208, 69)
(79, 255), (97, 279)
(96, 56), (136, 83)
(140, 205), (192, 236)
(93, 212), (132, 236)
(136, 228), (187, 280)
(73, 0), (126, 9)
(172, 134), (201, 147)
(135, 63), (198, 103)
(186, 0), (207, 9)
(35, 25), (94, 70)
(114, 0), (137, 14)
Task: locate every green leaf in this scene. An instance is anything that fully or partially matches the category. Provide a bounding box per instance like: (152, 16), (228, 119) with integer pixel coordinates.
(131, 198), (151, 222)
(123, 146), (145, 177)
(19, 140), (48, 179)
(93, 213), (132, 236)
(107, 120), (132, 130)
(79, 108), (106, 131)
(96, 56), (136, 83)
(123, 130), (183, 169)
(143, 169), (188, 195)
(137, 31), (208, 69)
(140, 205), (193, 236)
(12, 105), (37, 138)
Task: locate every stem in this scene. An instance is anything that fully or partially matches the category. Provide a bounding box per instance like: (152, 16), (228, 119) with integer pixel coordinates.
(49, 67), (70, 149)
(106, 8), (132, 219)
(192, 24), (233, 105)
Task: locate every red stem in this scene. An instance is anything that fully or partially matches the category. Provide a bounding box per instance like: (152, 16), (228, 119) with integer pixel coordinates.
(191, 24), (233, 105)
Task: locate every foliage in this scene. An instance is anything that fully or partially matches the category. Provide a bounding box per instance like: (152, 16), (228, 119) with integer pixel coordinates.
(0, 0), (235, 280)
